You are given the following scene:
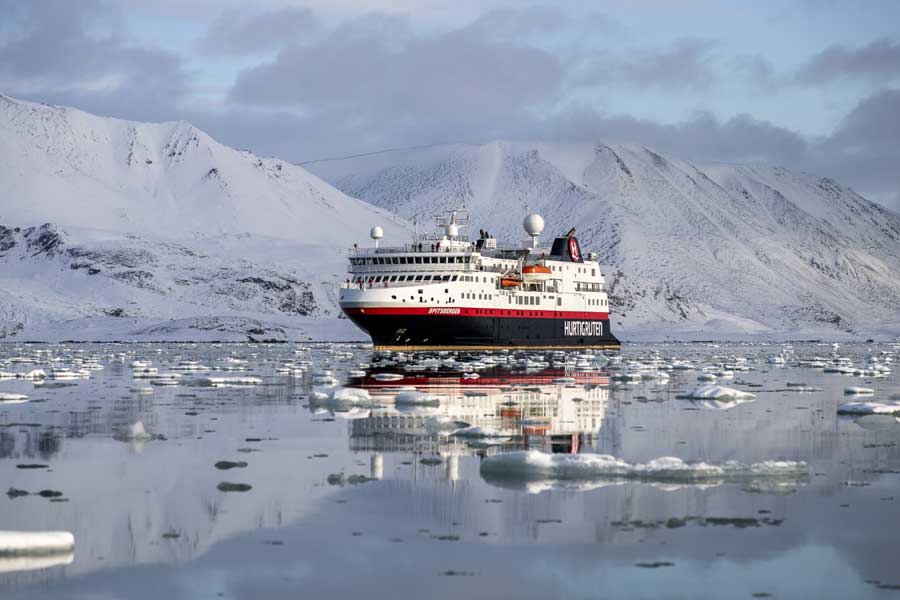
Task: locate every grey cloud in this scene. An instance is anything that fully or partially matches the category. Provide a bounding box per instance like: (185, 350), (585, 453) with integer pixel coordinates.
(459, 6), (566, 40)
(229, 12), (562, 127)
(200, 7), (319, 56)
(578, 38), (720, 91)
(816, 88), (900, 207)
(794, 38), (900, 85)
(0, 0), (188, 122)
(739, 38), (900, 91)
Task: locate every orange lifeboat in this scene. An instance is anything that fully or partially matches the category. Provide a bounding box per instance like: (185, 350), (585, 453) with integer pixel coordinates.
(500, 274), (523, 288)
(522, 264), (551, 284)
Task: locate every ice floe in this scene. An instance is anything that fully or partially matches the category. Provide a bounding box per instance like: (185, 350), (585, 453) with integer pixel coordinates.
(393, 390), (441, 406)
(480, 450), (808, 484)
(676, 385), (756, 400)
(0, 531), (74, 555)
(837, 402), (900, 415)
(188, 376), (262, 387)
(843, 387), (875, 395)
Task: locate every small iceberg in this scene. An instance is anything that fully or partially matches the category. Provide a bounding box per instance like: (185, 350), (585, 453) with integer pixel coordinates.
(844, 387), (874, 395)
(371, 373), (403, 382)
(0, 531), (74, 556)
(188, 376), (262, 387)
(837, 402), (900, 415)
(480, 450), (808, 490)
(452, 425), (511, 439)
(676, 385), (756, 400)
(0, 393), (28, 403)
(330, 387), (372, 403)
(394, 390), (441, 406)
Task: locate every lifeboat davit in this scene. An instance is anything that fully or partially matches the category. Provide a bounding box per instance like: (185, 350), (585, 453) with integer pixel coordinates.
(522, 264), (551, 283)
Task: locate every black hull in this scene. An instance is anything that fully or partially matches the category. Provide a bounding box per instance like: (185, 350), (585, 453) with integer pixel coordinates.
(343, 310), (620, 351)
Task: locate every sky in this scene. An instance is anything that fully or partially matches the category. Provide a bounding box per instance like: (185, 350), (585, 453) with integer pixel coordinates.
(1, 0), (899, 209)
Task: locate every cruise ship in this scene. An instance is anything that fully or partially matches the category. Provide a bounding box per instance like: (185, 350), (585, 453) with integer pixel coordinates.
(339, 210), (620, 351)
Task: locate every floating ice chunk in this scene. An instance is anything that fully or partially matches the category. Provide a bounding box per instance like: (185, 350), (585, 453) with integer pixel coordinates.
(552, 377), (576, 384)
(837, 402), (900, 415)
(844, 387), (874, 395)
(853, 414), (900, 430)
(330, 387), (371, 403)
(189, 376), (262, 386)
(452, 425), (511, 438)
(394, 391), (440, 406)
(676, 386), (756, 400)
(0, 531), (74, 555)
(480, 450), (807, 484)
(132, 368), (159, 378)
(372, 373), (403, 382)
(697, 373), (717, 382)
(0, 393), (28, 403)
(0, 552), (74, 574)
(330, 407), (370, 419)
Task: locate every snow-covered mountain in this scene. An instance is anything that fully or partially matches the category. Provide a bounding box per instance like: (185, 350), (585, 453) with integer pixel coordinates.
(0, 94), (409, 341)
(306, 141), (900, 339)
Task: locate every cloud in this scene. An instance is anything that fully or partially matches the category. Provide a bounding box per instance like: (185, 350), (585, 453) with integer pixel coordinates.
(228, 11), (563, 139)
(793, 38), (900, 85)
(816, 88), (900, 206)
(200, 7), (318, 56)
(0, 0), (189, 122)
(1, 2), (897, 212)
(578, 38), (720, 92)
(739, 38), (900, 91)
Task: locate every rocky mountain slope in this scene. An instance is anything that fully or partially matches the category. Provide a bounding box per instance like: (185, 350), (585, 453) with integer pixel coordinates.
(306, 141), (900, 339)
(0, 94), (409, 341)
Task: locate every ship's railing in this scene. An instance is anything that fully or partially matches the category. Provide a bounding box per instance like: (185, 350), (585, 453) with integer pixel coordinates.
(346, 262), (512, 275)
(347, 243), (476, 255)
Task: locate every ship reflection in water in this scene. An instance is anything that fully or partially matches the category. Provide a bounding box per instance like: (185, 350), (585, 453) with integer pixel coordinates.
(346, 365), (609, 462)
(1, 342), (900, 599)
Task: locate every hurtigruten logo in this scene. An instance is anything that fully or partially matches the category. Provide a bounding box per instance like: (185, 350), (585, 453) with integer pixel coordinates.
(564, 321), (603, 336)
(428, 307), (461, 315)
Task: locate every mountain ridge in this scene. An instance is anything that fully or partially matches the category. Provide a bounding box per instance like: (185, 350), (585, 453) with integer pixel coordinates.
(0, 93), (409, 341)
(305, 140), (900, 338)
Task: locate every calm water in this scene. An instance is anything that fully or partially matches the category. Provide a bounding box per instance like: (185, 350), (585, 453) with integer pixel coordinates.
(1, 342), (899, 599)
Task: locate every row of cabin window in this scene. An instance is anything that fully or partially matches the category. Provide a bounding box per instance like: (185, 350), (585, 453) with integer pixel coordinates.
(551, 265), (597, 277)
(355, 274), (457, 284)
(351, 256), (472, 266)
(462, 292), (492, 300)
(588, 298), (608, 307)
(575, 282), (603, 292)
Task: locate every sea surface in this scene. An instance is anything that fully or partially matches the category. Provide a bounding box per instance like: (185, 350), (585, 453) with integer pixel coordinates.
(1, 342), (899, 599)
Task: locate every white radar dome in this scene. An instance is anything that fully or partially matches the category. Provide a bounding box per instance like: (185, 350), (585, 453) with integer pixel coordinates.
(447, 223), (459, 237)
(523, 214), (545, 236)
(370, 226), (384, 240)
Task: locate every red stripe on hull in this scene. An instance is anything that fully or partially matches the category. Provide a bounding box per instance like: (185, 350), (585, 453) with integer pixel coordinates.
(343, 306), (609, 320)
